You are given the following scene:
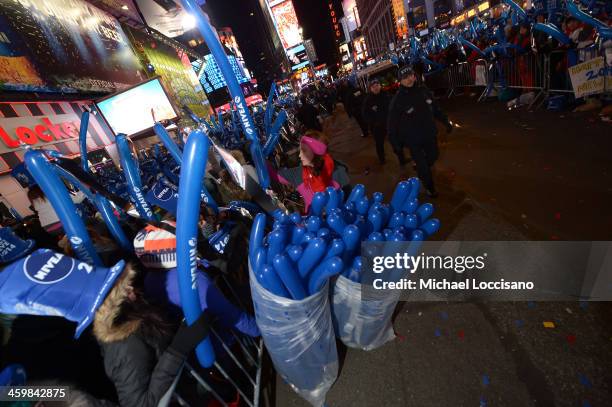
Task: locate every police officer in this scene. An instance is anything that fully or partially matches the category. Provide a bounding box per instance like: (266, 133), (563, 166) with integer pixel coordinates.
(387, 66), (452, 197)
(362, 78), (391, 164)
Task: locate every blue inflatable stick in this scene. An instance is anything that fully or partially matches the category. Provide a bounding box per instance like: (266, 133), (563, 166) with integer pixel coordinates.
(388, 212), (406, 229)
(325, 187), (340, 211)
(263, 110), (287, 158)
(287, 245), (303, 263)
(308, 257), (343, 295)
(346, 184), (365, 204)
(416, 203), (434, 225)
(420, 218), (441, 238)
(367, 232), (384, 241)
(405, 214), (418, 230)
(253, 247), (267, 275)
(310, 192), (328, 216)
(402, 199), (419, 215)
(291, 225), (306, 245)
(533, 23), (571, 45)
(175, 129), (216, 368)
(264, 82), (277, 134)
(390, 181), (410, 213)
(290, 212), (302, 225)
(367, 209), (384, 233)
(257, 264), (290, 298)
(372, 192), (384, 203)
(78, 110), (90, 172)
(324, 238), (345, 260)
(566, 0), (607, 30)
(272, 253), (307, 300)
(267, 228), (287, 260)
(249, 213), (267, 265)
(306, 216), (321, 233)
(317, 227), (331, 240)
(297, 238), (327, 278)
(115, 134), (155, 221)
(24, 150), (102, 266)
(356, 196), (370, 216)
(328, 212), (348, 235)
(180, 0), (270, 189)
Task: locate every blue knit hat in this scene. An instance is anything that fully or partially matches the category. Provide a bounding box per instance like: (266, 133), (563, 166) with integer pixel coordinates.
(0, 249), (126, 338)
(0, 227), (36, 265)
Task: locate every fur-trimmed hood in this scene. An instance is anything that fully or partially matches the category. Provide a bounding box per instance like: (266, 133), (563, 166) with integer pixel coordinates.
(93, 262), (141, 343)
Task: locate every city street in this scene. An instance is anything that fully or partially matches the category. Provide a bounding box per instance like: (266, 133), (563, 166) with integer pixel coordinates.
(273, 96), (612, 406)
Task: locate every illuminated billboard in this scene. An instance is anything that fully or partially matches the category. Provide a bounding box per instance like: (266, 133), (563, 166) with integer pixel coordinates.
(191, 55), (250, 94)
(270, 0), (301, 50)
(287, 44), (309, 71)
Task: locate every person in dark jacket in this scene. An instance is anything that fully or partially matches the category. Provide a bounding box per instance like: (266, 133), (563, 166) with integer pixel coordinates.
(387, 66), (452, 197)
(93, 263), (211, 407)
(296, 95), (322, 131)
(343, 82), (368, 137)
(361, 78), (391, 164)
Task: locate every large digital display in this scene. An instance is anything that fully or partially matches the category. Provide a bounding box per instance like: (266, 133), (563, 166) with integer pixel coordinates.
(270, 0), (301, 50)
(95, 78), (178, 137)
(192, 54), (250, 94)
(287, 44), (309, 71)
(0, 0), (144, 93)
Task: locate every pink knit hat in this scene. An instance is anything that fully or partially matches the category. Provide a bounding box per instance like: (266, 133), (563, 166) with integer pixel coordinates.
(300, 136), (327, 156)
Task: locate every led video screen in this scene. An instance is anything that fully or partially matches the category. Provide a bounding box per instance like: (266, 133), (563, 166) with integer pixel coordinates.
(95, 78), (178, 137)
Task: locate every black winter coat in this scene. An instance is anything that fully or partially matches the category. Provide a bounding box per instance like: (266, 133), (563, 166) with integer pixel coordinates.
(362, 91), (391, 132)
(93, 264), (184, 407)
(387, 85), (450, 147)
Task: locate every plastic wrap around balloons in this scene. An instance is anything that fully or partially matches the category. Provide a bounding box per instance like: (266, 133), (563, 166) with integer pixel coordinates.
(153, 123), (219, 214)
(533, 23), (571, 45)
(115, 134), (155, 221)
(175, 129), (216, 368)
(180, 0), (270, 189)
(24, 150), (102, 266)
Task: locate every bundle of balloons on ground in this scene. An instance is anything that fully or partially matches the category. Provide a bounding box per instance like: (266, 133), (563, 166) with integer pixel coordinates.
(249, 178), (440, 300)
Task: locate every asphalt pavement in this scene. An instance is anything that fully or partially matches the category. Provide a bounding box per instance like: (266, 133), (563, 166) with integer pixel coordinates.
(271, 96), (612, 407)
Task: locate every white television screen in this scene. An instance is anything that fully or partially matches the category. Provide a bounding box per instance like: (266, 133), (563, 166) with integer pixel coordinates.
(96, 78), (178, 136)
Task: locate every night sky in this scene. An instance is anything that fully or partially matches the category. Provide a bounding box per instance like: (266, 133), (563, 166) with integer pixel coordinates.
(204, 0), (342, 91)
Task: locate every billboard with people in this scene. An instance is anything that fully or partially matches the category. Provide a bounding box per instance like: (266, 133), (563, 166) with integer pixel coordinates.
(0, 0), (144, 93)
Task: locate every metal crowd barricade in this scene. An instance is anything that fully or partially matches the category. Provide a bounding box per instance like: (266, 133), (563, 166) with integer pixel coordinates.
(443, 59), (489, 100)
(164, 274), (267, 407)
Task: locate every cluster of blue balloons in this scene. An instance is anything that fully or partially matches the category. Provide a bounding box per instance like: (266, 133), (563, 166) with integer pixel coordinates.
(248, 178), (441, 300)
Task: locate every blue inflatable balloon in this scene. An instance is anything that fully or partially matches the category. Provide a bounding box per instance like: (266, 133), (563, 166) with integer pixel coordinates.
(78, 110), (90, 172)
(272, 253), (307, 300)
(249, 213), (267, 264)
(115, 134), (155, 221)
(297, 238), (327, 279)
(257, 264), (290, 298)
(310, 192), (328, 216)
(24, 150), (102, 266)
(416, 203), (434, 224)
(533, 23), (571, 45)
(307, 257), (343, 295)
(420, 218), (441, 237)
(179, 0), (270, 189)
(175, 129), (216, 368)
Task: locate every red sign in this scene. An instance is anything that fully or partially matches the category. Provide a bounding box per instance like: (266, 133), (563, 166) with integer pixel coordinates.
(329, 2), (342, 40)
(0, 101), (113, 174)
